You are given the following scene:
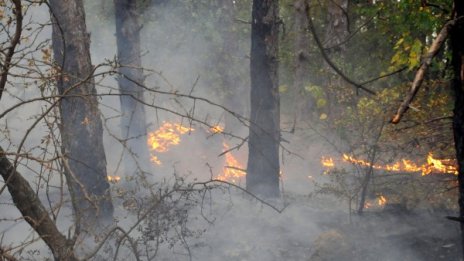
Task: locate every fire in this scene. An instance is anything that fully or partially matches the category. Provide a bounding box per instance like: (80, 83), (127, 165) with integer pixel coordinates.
(378, 195), (387, 206)
(423, 153), (458, 176)
(322, 153), (457, 175)
(210, 125), (224, 134)
(147, 122), (193, 153)
(321, 157), (335, 168)
(216, 142), (246, 183)
(147, 122), (193, 165)
(107, 175), (121, 183)
(145, 121), (247, 183)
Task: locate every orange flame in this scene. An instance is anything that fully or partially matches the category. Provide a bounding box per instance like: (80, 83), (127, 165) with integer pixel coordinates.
(216, 142), (246, 183)
(210, 125), (224, 134)
(378, 195), (387, 206)
(423, 153), (458, 175)
(322, 153), (457, 175)
(145, 121), (247, 183)
(107, 175), (121, 183)
(321, 157), (335, 168)
(147, 122), (194, 165)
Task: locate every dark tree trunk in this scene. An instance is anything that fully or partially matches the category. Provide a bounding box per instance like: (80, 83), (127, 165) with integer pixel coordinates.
(451, 1), (464, 257)
(246, 0), (280, 198)
(114, 0), (149, 172)
(50, 0), (113, 222)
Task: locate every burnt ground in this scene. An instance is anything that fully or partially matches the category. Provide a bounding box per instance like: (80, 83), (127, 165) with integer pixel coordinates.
(310, 205), (461, 261)
(180, 190), (462, 261)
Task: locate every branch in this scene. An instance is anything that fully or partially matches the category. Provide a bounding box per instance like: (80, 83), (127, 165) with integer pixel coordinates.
(0, 148), (77, 260)
(391, 19), (456, 124)
(191, 179), (288, 213)
(0, 247), (18, 261)
(306, 4), (376, 95)
(0, 0), (23, 101)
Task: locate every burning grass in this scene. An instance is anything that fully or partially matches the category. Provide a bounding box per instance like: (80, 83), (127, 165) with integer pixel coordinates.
(321, 153), (457, 176)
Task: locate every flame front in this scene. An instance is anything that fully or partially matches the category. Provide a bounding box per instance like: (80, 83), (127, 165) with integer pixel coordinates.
(147, 122), (193, 165)
(322, 153), (457, 175)
(216, 142), (246, 183)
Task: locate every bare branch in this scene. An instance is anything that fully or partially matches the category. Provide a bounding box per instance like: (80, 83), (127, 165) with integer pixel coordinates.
(306, 4), (376, 95)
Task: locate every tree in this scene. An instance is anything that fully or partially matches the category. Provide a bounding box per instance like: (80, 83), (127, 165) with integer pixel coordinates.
(450, 1), (464, 256)
(292, 0), (313, 123)
(114, 0), (149, 174)
(246, 0), (280, 197)
(50, 0), (113, 222)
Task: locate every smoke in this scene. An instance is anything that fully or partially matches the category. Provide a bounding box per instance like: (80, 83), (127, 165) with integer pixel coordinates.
(0, 1), (460, 260)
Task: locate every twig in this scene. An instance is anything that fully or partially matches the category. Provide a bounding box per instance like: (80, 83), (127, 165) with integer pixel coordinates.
(191, 179), (288, 213)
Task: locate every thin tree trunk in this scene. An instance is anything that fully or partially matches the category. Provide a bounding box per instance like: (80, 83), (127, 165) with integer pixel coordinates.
(0, 148), (77, 260)
(114, 0), (149, 173)
(451, 1), (464, 257)
(246, 0), (280, 198)
(292, 0), (314, 123)
(50, 0), (113, 223)
(323, 0), (349, 121)
(357, 120), (384, 214)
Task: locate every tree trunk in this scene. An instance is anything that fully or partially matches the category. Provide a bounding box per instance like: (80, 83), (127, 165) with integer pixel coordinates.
(246, 0), (280, 198)
(323, 0), (349, 122)
(50, 0), (113, 223)
(0, 148), (78, 260)
(114, 0), (149, 174)
(292, 0), (314, 123)
(451, 1), (464, 257)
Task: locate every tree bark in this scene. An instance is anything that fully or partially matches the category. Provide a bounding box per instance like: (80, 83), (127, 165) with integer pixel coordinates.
(246, 0), (280, 198)
(451, 1), (464, 257)
(114, 0), (149, 173)
(0, 148), (77, 260)
(50, 0), (113, 223)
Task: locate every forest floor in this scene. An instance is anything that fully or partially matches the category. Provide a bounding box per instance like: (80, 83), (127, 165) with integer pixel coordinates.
(324, 206), (461, 261)
(183, 192), (461, 261)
